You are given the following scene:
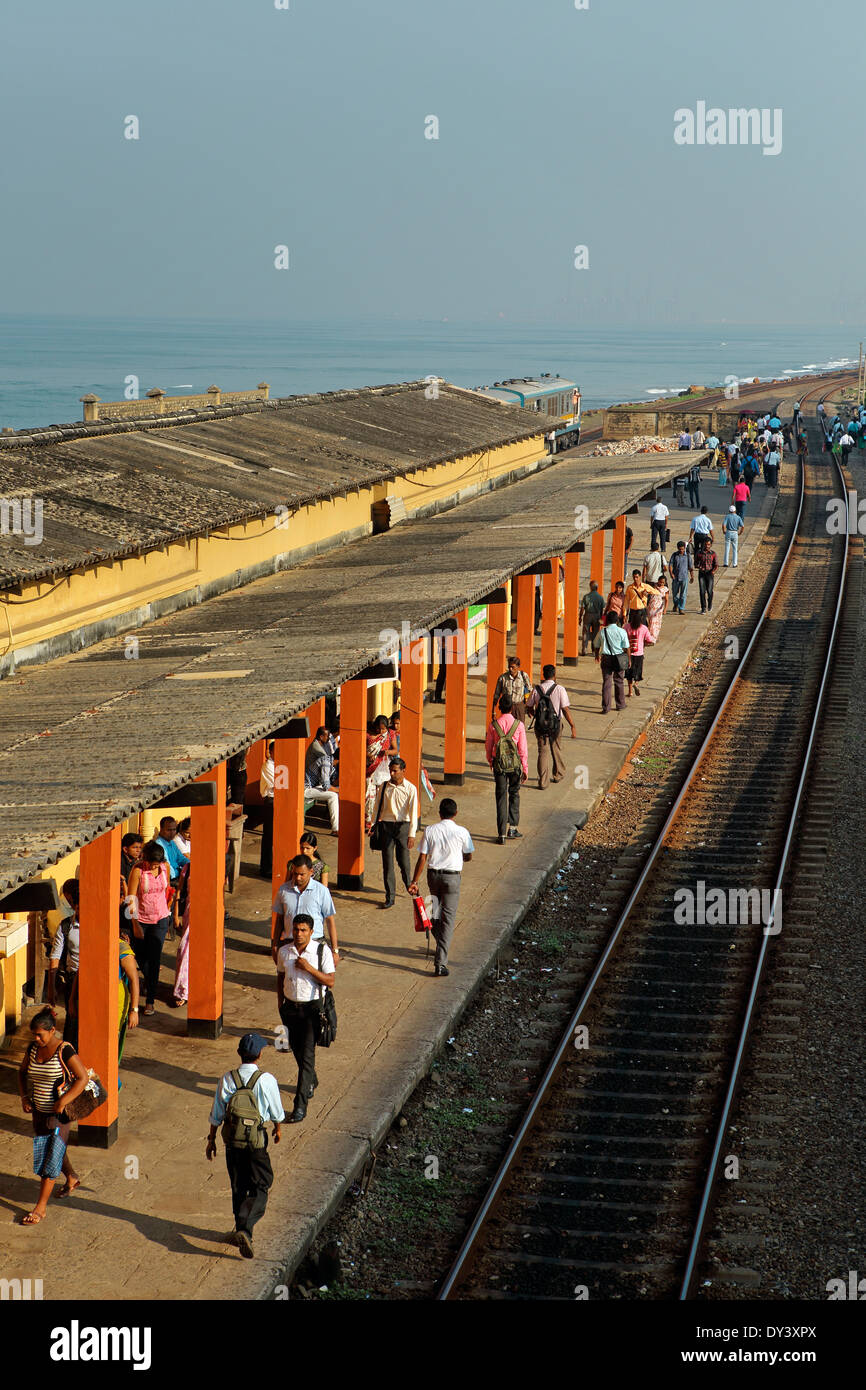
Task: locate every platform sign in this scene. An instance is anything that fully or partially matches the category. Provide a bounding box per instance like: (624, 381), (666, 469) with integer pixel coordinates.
(468, 604), (486, 630)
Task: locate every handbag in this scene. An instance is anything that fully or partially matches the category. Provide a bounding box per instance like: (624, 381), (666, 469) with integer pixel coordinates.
(315, 944), (337, 1047)
(32, 1041), (109, 1124)
(603, 628), (630, 672)
(369, 786), (386, 852)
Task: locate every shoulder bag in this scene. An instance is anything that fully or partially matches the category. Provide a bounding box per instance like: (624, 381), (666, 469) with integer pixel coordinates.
(369, 785), (386, 852)
(56, 1041), (109, 1123)
(315, 943), (338, 1048)
(604, 627), (631, 672)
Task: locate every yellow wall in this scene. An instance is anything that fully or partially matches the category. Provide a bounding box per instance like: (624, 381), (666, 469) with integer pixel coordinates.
(1, 437), (543, 664)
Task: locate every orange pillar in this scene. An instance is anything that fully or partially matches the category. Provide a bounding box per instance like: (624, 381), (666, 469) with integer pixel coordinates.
(443, 608), (469, 785)
(485, 595), (509, 719)
(338, 678), (367, 889)
(541, 558), (560, 671)
(590, 529), (606, 592)
(562, 550), (581, 666)
(272, 729), (307, 902)
(400, 637), (425, 794)
(188, 762), (226, 1039)
(611, 514), (626, 588)
(77, 826), (121, 1147)
(306, 698), (326, 749)
(514, 574), (535, 683)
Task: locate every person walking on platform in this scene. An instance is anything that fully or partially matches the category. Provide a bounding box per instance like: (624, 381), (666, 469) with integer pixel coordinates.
(723, 506), (745, 567)
(408, 799), (474, 976)
(370, 758), (418, 908)
(491, 655), (531, 723)
(259, 740), (275, 878)
(527, 664), (576, 790)
(624, 571), (653, 627)
(579, 581), (606, 656)
(276, 917), (335, 1125)
(642, 541), (667, 586)
(206, 1032), (284, 1256)
(595, 612), (629, 713)
(696, 543), (718, 613)
(603, 580), (626, 624)
(649, 497), (670, 551)
(689, 505), (714, 557)
(678, 428), (692, 451)
(624, 613), (656, 698)
(485, 693), (528, 844)
(765, 445), (781, 489)
(687, 459), (702, 510)
(732, 477), (751, 519)
(271, 854), (338, 961)
(669, 540), (693, 613)
(839, 431), (854, 467)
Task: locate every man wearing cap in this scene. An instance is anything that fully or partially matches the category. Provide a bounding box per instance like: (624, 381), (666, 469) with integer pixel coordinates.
(722, 506), (745, 567)
(276, 914), (335, 1123)
(206, 1032), (284, 1259)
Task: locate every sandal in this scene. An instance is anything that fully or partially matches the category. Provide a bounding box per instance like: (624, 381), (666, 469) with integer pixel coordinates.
(22, 1211), (44, 1225)
(144, 1005), (155, 1016)
(57, 1178), (80, 1199)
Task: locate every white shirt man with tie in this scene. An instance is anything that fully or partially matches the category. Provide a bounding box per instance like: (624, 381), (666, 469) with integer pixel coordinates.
(276, 916), (335, 1124)
(408, 798), (474, 977)
(370, 757), (418, 908)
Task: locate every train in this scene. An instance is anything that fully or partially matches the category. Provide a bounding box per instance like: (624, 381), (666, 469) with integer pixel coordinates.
(472, 374), (581, 450)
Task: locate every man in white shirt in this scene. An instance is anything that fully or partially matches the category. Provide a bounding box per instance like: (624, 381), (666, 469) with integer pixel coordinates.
(642, 542), (668, 585)
(276, 916), (335, 1123)
(259, 740), (275, 878)
(839, 432), (855, 465)
(649, 498), (670, 552)
(370, 757), (419, 908)
(692, 427), (706, 450)
(205, 1031), (284, 1257)
(408, 799), (474, 977)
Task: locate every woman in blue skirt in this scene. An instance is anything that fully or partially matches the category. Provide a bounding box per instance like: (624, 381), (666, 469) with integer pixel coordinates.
(18, 1006), (89, 1224)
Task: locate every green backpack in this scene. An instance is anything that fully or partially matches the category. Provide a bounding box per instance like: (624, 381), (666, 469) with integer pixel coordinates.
(221, 1070), (266, 1151)
(492, 719), (522, 775)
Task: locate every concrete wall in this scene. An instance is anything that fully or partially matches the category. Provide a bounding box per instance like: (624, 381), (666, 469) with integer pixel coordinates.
(604, 405), (752, 440)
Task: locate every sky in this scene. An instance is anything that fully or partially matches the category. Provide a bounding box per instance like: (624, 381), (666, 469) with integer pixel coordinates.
(0, 0), (863, 326)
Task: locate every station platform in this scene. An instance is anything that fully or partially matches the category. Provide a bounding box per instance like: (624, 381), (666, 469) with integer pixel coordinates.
(0, 469), (783, 1301)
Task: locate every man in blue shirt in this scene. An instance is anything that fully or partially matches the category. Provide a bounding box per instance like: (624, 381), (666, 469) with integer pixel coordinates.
(271, 854), (339, 962)
(723, 506), (745, 567)
(669, 540), (694, 611)
(155, 816), (189, 884)
(206, 1032), (284, 1259)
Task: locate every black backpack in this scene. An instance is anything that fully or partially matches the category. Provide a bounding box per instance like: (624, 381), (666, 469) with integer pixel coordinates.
(532, 684), (561, 740)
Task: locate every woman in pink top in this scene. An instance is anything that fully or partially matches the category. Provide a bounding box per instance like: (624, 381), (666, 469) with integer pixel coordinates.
(127, 842), (171, 1015)
(732, 479), (751, 519)
(625, 620), (656, 697)
(485, 693), (529, 844)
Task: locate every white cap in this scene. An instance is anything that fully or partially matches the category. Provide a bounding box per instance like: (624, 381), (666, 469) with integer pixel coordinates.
(729, 505), (736, 512)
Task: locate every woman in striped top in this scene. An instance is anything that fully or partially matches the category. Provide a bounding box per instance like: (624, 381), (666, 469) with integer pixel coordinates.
(17, 1007), (89, 1224)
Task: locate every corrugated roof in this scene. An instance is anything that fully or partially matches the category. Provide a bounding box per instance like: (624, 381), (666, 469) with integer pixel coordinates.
(0, 382), (543, 586)
(0, 448), (683, 892)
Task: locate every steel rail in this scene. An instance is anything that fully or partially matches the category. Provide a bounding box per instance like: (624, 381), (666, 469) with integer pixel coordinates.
(437, 382), (850, 1300)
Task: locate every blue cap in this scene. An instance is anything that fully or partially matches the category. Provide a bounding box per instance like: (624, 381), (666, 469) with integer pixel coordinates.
(238, 1032), (270, 1057)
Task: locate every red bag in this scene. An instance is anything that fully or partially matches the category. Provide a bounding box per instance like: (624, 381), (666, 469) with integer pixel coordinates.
(412, 896), (432, 934)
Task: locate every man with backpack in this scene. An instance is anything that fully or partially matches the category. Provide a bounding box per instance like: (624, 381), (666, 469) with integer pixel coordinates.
(206, 1032), (284, 1259)
(485, 693), (528, 844)
(526, 664), (577, 790)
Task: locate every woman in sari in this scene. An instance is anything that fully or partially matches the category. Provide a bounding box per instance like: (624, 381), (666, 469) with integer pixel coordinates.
(646, 575), (669, 643)
(171, 864), (191, 1008)
(118, 937), (140, 1060)
(365, 716), (397, 829)
(300, 831), (329, 886)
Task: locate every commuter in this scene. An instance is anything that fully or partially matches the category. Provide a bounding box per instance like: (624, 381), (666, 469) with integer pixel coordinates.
(692, 427), (706, 452)
(797, 432), (808, 463)
(276, 918), (335, 1125)
(534, 575), (542, 635)
(433, 616), (459, 702)
(120, 832), (144, 902)
(18, 1006), (88, 1222)
(579, 580), (606, 656)
(765, 447), (781, 488)
(723, 506), (745, 567)
(491, 655), (531, 724)
(171, 865), (191, 1009)
(603, 580), (626, 624)
(156, 816), (189, 887)
(717, 450), (728, 486)
(127, 842), (171, 1016)
(206, 1032), (284, 1256)
(365, 716), (397, 828)
(46, 879), (79, 1015)
(624, 525), (633, 570)
(669, 540), (693, 613)
(625, 615), (656, 697)
(173, 818), (191, 860)
(595, 611), (630, 713)
(642, 541), (668, 585)
(624, 571), (653, 627)
(226, 750), (248, 807)
(485, 693), (528, 845)
(839, 431), (854, 466)
(305, 725), (340, 833)
(689, 505), (714, 557)
(370, 758), (418, 908)
(259, 740), (275, 878)
(526, 664), (577, 790)
(300, 831), (329, 886)
(706, 432), (720, 465)
(389, 710), (401, 753)
(408, 798), (475, 976)
(732, 478), (751, 519)
(271, 854), (338, 958)
(696, 544), (719, 613)
(687, 459), (702, 510)
(677, 428), (692, 451)
(117, 936), (141, 1060)
(673, 472), (688, 507)
(646, 575), (669, 642)
(649, 497), (670, 551)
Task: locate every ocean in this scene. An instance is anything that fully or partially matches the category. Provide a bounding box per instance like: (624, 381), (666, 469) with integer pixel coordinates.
(0, 316), (859, 432)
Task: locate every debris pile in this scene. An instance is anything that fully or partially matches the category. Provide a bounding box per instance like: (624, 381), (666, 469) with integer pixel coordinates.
(591, 435), (679, 456)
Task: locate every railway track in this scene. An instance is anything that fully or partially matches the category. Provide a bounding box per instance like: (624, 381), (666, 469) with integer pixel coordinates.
(438, 385), (852, 1300)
